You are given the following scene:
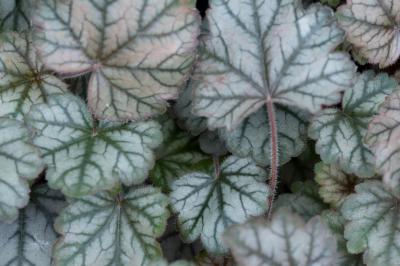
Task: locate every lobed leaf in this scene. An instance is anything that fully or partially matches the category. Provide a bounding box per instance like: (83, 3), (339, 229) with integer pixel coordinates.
(366, 90), (400, 190)
(27, 94), (162, 197)
(341, 181), (400, 266)
(322, 210), (364, 266)
(0, 32), (67, 120)
(0, 185), (66, 266)
(337, 0), (400, 67)
(53, 186), (169, 266)
(224, 209), (338, 266)
(193, 0), (355, 130)
(33, 0), (200, 121)
(170, 156), (269, 253)
(310, 71), (398, 177)
(0, 118), (43, 222)
(220, 105), (308, 166)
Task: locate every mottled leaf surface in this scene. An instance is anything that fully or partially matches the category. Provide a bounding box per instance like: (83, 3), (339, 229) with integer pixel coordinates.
(193, 0), (354, 129)
(53, 186), (169, 266)
(315, 162), (359, 207)
(366, 90), (400, 189)
(27, 94), (162, 197)
(224, 209), (338, 266)
(170, 156), (269, 253)
(150, 117), (208, 192)
(338, 0), (400, 67)
(0, 185), (65, 266)
(0, 118), (43, 222)
(341, 181), (400, 266)
(34, 0), (200, 121)
(310, 71), (398, 177)
(0, 32), (67, 120)
(198, 131), (227, 156)
(220, 105), (308, 166)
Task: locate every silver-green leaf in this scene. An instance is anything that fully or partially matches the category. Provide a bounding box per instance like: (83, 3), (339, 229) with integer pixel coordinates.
(0, 185), (66, 266)
(366, 90), (400, 190)
(224, 209), (338, 266)
(33, 0), (200, 121)
(53, 186), (169, 266)
(0, 32), (67, 120)
(27, 94), (162, 197)
(220, 105), (308, 166)
(309, 71), (398, 177)
(193, 0), (355, 130)
(341, 181), (400, 266)
(170, 156), (269, 253)
(0, 118), (43, 222)
(337, 0), (400, 67)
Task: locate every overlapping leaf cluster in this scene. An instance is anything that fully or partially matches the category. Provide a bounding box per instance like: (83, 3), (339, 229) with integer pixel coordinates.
(1, 0), (400, 265)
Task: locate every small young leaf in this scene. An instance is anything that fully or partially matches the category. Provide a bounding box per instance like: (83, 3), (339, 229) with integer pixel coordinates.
(309, 71), (398, 177)
(33, 0), (200, 121)
(0, 118), (43, 222)
(151, 117), (208, 192)
(193, 0), (355, 129)
(0, 185), (65, 266)
(220, 105), (308, 166)
(315, 162), (359, 207)
(275, 181), (327, 220)
(366, 90), (400, 190)
(53, 186), (169, 266)
(170, 156), (269, 253)
(337, 0), (400, 67)
(322, 210), (364, 266)
(341, 181), (400, 266)
(173, 80), (207, 136)
(0, 32), (67, 120)
(27, 94), (162, 197)
(198, 131), (228, 156)
(224, 209), (338, 266)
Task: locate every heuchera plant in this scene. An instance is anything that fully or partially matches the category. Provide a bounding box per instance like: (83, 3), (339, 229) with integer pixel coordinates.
(1, 0), (400, 265)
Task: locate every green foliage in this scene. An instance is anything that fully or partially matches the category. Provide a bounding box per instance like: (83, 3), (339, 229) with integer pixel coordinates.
(0, 0), (400, 265)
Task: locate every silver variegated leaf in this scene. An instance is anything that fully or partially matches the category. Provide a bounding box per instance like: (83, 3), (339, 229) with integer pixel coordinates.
(341, 181), (400, 266)
(366, 90), (400, 190)
(170, 156), (269, 253)
(315, 162), (359, 207)
(224, 209), (338, 266)
(27, 94), (162, 197)
(53, 186), (169, 266)
(0, 32), (67, 120)
(322, 210), (364, 266)
(0, 185), (66, 266)
(310, 71), (398, 178)
(151, 117), (208, 192)
(0, 0), (36, 31)
(338, 0), (400, 67)
(220, 105), (308, 166)
(193, 0), (355, 130)
(275, 181), (327, 221)
(0, 118), (43, 222)
(33, 0), (200, 121)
